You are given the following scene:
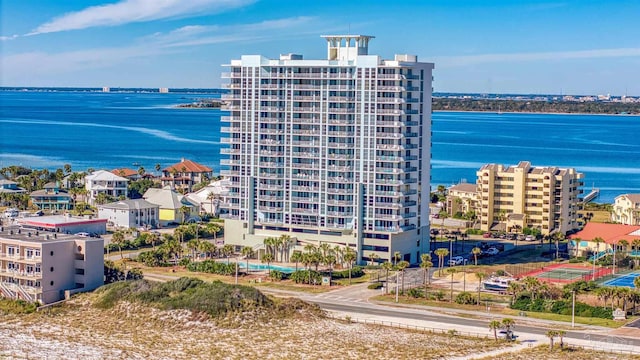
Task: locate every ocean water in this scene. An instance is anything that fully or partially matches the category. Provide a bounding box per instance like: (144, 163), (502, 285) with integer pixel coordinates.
(2, 90), (640, 203)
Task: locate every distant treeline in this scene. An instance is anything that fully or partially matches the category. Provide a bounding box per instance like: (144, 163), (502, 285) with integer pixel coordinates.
(176, 99), (224, 108)
(433, 98), (640, 115)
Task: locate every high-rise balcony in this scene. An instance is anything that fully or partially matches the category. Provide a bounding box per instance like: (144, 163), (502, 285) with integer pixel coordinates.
(291, 208), (319, 214)
(328, 119), (354, 125)
(327, 108), (355, 113)
(327, 142), (354, 149)
(327, 153), (353, 160)
(291, 151), (320, 158)
(220, 148), (241, 155)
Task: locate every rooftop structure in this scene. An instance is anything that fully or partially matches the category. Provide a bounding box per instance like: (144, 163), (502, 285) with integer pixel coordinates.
(0, 226), (104, 304)
(17, 215), (107, 235)
(161, 158), (213, 192)
(219, 35), (434, 264)
(143, 186), (198, 226)
(98, 199), (159, 229)
(85, 170), (128, 205)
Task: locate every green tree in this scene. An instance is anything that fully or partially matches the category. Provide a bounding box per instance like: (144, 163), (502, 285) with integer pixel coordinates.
(489, 320), (501, 341)
(420, 253), (433, 299)
(557, 330), (566, 349)
(393, 251), (401, 266)
(145, 231), (160, 250)
(382, 261), (393, 295)
(290, 251), (303, 272)
(546, 330), (557, 350)
(501, 318), (516, 340)
(241, 246), (255, 273)
(343, 248), (357, 285)
(446, 267), (457, 302)
(434, 248), (449, 276)
(261, 253), (274, 276)
(112, 230), (126, 260)
(397, 260), (410, 294)
(155, 163), (161, 174)
(221, 244), (234, 265)
(475, 272), (486, 306)
(179, 205), (191, 224)
(471, 247), (482, 266)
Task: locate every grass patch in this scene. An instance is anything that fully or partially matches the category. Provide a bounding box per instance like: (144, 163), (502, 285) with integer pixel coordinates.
(501, 308), (630, 328)
(253, 281), (331, 294)
(0, 298), (38, 314)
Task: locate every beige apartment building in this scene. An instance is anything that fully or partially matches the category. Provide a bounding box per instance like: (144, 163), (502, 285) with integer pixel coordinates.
(0, 227), (104, 304)
(445, 182), (479, 218)
(476, 161), (583, 235)
(612, 194), (640, 225)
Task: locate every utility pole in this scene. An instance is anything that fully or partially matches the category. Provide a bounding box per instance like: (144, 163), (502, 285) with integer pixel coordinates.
(572, 290), (576, 328)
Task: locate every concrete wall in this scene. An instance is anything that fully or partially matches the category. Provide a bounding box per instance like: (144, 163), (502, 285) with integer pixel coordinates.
(41, 241), (75, 304)
(76, 238), (104, 291)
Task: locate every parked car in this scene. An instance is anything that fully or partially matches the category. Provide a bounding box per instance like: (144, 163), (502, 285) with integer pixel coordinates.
(483, 232), (491, 238)
(449, 256), (465, 266)
(74, 232), (90, 237)
(485, 247), (500, 256)
(489, 243), (505, 252)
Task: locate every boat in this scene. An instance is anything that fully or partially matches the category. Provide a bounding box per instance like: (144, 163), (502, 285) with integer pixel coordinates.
(132, 162), (141, 167)
(482, 276), (515, 292)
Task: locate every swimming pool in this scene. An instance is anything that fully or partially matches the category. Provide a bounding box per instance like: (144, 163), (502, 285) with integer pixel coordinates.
(603, 273), (640, 288)
(235, 262), (298, 273)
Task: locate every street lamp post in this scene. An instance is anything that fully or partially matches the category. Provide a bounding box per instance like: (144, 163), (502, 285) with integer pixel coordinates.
(395, 271), (399, 303)
(235, 256), (239, 285)
(449, 237), (453, 266)
(463, 259), (468, 292)
(572, 290), (576, 328)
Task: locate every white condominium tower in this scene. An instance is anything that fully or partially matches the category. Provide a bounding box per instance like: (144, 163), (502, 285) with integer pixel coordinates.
(220, 35), (434, 264)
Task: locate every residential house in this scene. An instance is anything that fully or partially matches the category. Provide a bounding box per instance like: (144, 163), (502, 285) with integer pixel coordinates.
(0, 227), (104, 304)
(185, 178), (230, 215)
(111, 168), (141, 181)
(29, 182), (72, 211)
(0, 180), (26, 194)
(98, 199), (159, 229)
(85, 170), (128, 205)
(143, 186), (198, 226)
(161, 158), (213, 193)
(612, 194), (640, 225)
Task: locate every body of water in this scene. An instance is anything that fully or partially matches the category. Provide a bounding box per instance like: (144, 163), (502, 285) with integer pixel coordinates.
(2, 90), (640, 204)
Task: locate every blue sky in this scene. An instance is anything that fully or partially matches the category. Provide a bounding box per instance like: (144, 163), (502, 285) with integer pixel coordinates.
(2, 0), (640, 95)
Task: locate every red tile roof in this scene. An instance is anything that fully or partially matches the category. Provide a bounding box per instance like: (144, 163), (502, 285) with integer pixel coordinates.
(163, 159), (212, 173)
(112, 168), (138, 177)
(569, 222), (640, 245)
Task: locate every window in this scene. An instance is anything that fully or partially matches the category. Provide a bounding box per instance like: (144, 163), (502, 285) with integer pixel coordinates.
(50, 267), (54, 272)
(50, 281), (54, 286)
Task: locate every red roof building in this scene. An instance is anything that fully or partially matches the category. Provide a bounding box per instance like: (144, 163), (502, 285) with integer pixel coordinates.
(569, 222), (640, 245)
(161, 158), (213, 192)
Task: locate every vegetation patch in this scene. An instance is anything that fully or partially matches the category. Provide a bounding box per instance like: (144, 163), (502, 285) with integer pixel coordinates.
(0, 298), (38, 314)
(92, 277), (318, 320)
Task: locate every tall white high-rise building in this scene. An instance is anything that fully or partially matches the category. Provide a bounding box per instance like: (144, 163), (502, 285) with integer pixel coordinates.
(220, 35), (434, 264)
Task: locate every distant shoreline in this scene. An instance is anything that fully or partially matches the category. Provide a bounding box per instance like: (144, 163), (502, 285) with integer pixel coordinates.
(433, 109), (640, 116)
(433, 98), (640, 115)
(175, 99), (223, 109)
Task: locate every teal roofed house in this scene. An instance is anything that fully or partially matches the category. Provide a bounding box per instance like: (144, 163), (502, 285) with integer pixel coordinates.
(29, 182), (72, 211)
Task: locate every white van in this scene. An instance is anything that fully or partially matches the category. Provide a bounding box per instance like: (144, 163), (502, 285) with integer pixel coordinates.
(3, 208), (19, 218)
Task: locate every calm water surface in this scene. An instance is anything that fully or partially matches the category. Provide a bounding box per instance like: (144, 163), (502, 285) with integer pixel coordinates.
(1, 91), (639, 203)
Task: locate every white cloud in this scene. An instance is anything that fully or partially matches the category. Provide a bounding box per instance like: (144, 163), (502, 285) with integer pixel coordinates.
(0, 34), (19, 41)
(27, 0), (254, 35)
(434, 48), (640, 67)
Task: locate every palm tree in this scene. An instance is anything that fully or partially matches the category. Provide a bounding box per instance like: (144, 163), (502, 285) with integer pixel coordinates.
(523, 276), (541, 301)
(144, 231), (160, 250)
(261, 253), (274, 276)
(420, 253), (433, 297)
(325, 253), (337, 279)
(333, 245), (344, 268)
(434, 248), (449, 276)
(393, 251), (401, 266)
(179, 205), (191, 224)
(186, 239), (200, 260)
(475, 272), (486, 306)
(206, 222), (221, 241)
(369, 253), (380, 266)
(546, 330), (557, 350)
(397, 260), (410, 294)
(501, 318), (515, 340)
(343, 248), (357, 285)
(471, 247), (482, 265)
(290, 251), (303, 272)
(272, 236), (284, 262)
(554, 232), (565, 260)
(222, 244), (234, 265)
(592, 236), (604, 280)
(241, 246), (254, 273)
(634, 276), (640, 290)
(489, 320), (501, 340)
(557, 330), (566, 349)
(446, 267), (457, 302)
(280, 235), (293, 262)
(205, 191), (216, 215)
(382, 261), (393, 294)
(199, 241), (215, 259)
(112, 230), (126, 260)
(155, 163), (161, 175)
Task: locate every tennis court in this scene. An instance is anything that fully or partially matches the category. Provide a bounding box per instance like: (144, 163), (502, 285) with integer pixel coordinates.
(603, 273), (640, 288)
(515, 263), (612, 284)
(535, 267), (592, 281)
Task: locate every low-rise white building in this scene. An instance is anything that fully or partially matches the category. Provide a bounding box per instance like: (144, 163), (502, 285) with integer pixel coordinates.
(0, 226), (104, 304)
(98, 199), (159, 229)
(85, 170), (129, 205)
(185, 178), (230, 215)
(143, 186), (198, 226)
(17, 215), (107, 235)
(612, 194), (640, 225)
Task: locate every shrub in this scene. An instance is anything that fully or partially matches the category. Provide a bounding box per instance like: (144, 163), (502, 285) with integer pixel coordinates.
(290, 270), (322, 284)
(178, 257), (191, 267)
(434, 290), (445, 301)
(126, 268), (144, 280)
(187, 260), (235, 275)
(0, 298), (39, 314)
(455, 291), (477, 305)
(136, 250), (170, 267)
(466, 229), (484, 235)
(495, 270), (507, 276)
(407, 288), (423, 298)
(331, 266), (364, 279)
(513, 295), (612, 319)
(269, 270), (284, 281)
(367, 282), (383, 290)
